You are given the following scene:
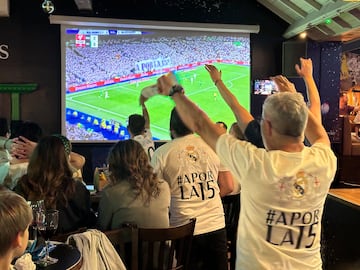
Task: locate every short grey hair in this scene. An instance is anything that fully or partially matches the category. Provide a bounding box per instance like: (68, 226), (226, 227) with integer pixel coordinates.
(262, 92), (308, 137)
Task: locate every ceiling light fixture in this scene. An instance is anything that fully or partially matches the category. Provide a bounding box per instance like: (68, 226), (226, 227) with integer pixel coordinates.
(299, 32), (307, 39)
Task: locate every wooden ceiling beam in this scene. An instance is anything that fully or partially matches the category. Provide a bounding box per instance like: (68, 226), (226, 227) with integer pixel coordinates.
(283, 1), (360, 39)
(303, 0), (321, 11)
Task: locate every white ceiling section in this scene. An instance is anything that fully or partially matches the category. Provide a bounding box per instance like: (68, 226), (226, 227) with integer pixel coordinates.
(257, 0), (360, 42)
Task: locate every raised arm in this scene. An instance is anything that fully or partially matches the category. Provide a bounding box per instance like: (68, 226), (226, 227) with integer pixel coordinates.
(204, 64), (254, 132)
(295, 58), (321, 122)
(271, 75), (330, 146)
(157, 74), (225, 151)
(218, 171), (234, 197)
(69, 151), (86, 171)
(139, 94), (150, 129)
(305, 110), (330, 146)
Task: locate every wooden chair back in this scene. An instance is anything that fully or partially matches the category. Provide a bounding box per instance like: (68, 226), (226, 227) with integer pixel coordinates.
(137, 218), (196, 270)
(104, 225), (139, 270)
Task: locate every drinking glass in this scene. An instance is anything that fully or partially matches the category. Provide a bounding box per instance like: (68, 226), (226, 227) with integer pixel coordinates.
(36, 209), (59, 266)
(27, 200), (45, 240)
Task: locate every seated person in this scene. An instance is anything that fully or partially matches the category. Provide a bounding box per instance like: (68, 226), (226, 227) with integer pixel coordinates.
(127, 95), (155, 160)
(11, 133), (85, 183)
(0, 189), (34, 270)
(51, 134), (85, 181)
(14, 135), (95, 233)
(0, 118), (11, 185)
(6, 121), (43, 189)
(97, 139), (170, 230)
(339, 91), (360, 116)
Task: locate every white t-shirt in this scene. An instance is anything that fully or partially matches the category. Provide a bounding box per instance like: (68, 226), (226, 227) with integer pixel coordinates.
(216, 134), (337, 270)
(133, 128), (155, 160)
(0, 149), (10, 185)
(7, 161), (29, 189)
(151, 134), (225, 235)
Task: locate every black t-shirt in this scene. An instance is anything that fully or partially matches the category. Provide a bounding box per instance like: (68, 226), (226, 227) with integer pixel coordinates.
(244, 120), (264, 148)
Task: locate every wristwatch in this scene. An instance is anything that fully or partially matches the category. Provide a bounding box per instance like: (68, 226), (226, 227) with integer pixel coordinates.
(169, 85), (184, 96)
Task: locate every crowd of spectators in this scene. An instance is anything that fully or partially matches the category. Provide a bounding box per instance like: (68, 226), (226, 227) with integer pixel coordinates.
(65, 122), (106, 141)
(65, 34), (250, 88)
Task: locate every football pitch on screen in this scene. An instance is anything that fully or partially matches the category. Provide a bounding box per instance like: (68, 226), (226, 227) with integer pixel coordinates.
(66, 63), (250, 140)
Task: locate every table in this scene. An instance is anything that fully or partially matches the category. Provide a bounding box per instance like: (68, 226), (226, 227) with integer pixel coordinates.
(328, 188), (360, 208)
(36, 244), (82, 270)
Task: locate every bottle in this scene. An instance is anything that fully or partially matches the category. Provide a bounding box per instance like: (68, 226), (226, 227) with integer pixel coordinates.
(98, 171), (108, 191)
(94, 167), (108, 192)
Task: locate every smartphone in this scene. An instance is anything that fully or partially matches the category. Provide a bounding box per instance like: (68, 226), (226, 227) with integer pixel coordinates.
(253, 79), (278, 95)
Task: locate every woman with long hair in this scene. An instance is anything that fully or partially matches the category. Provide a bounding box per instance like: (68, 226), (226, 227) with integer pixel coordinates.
(14, 135), (95, 233)
(97, 139), (170, 230)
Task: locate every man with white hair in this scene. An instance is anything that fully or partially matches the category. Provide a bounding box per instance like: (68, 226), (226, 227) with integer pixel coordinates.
(156, 70), (337, 270)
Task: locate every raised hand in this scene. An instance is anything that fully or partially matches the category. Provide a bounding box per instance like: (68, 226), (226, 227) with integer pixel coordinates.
(270, 75), (297, 93)
(295, 58), (313, 79)
(205, 64), (222, 84)
(157, 74), (174, 96)
(11, 136), (37, 159)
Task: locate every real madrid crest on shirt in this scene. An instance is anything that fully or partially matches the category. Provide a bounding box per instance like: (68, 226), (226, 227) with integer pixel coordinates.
(278, 170), (321, 200)
(185, 145), (198, 162)
(292, 171), (307, 198)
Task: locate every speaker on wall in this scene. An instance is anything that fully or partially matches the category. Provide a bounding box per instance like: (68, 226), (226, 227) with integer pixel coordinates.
(282, 41), (307, 78)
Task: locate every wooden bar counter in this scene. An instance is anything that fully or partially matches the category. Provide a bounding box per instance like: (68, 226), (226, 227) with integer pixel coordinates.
(328, 188), (360, 207)
(322, 188), (360, 270)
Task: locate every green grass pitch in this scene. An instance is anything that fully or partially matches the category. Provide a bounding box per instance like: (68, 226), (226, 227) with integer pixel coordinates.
(66, 63), (250, 140)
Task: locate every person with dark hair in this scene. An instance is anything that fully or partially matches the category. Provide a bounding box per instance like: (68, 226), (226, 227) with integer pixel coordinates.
(151, 107), (231, 270)
(216, 121), (228, 131)
(51, 134), (85, 181)
(10, 125), (86, 187)
(14, 135), (95, 233)
(97, 139), (170, 230)
(0, 118), (10, 138)
(127, 97), (155, 160)
(0, 190), (34, 270)
(128, 114), (145, 135)
(229, 122), (245, 141)
(11, 120), (42, 142)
